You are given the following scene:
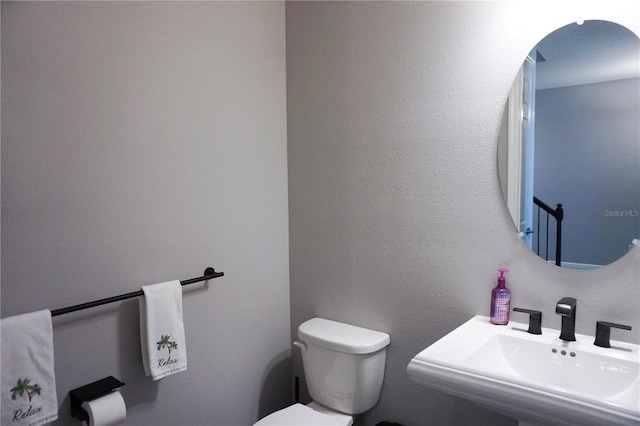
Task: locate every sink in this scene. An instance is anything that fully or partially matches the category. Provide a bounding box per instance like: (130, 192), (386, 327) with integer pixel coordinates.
(407, 315), (640, 426)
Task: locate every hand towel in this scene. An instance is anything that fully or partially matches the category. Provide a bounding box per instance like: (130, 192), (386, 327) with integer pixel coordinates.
(139, 280), (187, 380)
(1, 310), (58, 426)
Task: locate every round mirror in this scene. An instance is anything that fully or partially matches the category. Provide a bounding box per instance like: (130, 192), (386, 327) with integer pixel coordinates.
(498, 20), (640, 269)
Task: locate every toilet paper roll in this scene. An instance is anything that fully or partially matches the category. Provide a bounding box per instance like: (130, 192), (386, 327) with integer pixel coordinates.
(81, 390), (126, 426)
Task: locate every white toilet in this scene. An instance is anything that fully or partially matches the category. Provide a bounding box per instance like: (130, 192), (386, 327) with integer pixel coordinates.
(255, 317), (391, 426)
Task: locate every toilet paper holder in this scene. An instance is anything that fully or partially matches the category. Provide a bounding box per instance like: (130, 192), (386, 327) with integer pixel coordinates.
(70, 376), (125, 422)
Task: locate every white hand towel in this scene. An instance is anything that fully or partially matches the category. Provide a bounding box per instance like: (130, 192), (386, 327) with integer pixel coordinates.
(1, 310), (58, 426)
(139, 280), (187, 380)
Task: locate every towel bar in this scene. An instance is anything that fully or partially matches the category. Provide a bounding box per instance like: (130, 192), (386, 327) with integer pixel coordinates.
(51, 267), (224, 317)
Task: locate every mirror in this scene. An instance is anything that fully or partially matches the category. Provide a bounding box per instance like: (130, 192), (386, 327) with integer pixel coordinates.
(498, 20), (640, 269)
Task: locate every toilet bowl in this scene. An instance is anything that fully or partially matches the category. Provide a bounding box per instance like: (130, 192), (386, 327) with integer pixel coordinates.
(253, 317), (390, 426)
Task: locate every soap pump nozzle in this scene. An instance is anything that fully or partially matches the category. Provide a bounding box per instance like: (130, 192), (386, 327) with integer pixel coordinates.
(498, 268), (509, 287)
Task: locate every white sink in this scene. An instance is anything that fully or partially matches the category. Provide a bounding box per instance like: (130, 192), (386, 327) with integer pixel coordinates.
(407, 315), (640, 426)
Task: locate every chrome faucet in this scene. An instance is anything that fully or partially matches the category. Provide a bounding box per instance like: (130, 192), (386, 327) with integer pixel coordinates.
(555, 297), (577, 341)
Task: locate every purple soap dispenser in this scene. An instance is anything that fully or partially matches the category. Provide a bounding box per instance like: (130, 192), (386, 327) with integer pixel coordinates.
(490, 268), (511, 325)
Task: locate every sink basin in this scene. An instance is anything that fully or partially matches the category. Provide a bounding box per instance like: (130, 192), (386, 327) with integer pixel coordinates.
(407, 315), (639, 426)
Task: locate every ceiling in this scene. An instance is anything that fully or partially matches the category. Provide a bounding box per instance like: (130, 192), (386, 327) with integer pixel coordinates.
(534, 20), (640, 90)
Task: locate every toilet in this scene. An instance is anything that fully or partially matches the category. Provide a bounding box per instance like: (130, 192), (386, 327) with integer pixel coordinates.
(255, 317), (391, 426)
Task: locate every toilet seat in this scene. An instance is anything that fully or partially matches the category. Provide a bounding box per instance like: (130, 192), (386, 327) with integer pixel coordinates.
(254, 403), (353, 426)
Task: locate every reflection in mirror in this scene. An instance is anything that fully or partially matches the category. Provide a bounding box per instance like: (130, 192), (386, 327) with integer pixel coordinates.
(498, 20), (640, 270)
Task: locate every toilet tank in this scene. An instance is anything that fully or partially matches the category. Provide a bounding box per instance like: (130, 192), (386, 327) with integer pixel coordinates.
(297, 318), (391, 415)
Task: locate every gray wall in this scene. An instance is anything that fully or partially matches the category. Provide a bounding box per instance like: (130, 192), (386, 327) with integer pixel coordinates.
(287, 2), (640, 426)
(535, 78), (640, 266)
(2, 2), (290, 425)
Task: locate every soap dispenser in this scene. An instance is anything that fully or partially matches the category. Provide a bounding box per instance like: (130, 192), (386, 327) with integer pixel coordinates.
(490, 268), (511, 325)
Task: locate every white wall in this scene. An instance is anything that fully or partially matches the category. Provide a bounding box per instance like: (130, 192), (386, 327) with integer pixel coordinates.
(286, 2), (640, 425)
(1, 2), (290, 425)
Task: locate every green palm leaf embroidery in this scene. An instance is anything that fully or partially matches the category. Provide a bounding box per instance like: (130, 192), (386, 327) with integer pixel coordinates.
(157, 335), (170, 351)
(30, 384), (42, 399)
(156, 335), (178, 354)
(10, 378), (28, 400)
(10, 378), (41, 402)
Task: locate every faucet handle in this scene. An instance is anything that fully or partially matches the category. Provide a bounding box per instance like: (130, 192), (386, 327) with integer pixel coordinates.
(594, 321), (632, 348)
(513, 308), (543, 335)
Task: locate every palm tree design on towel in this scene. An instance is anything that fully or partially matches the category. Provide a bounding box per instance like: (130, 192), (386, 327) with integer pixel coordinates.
(156, 335), (178, 355)
(10, 378), (42, 402)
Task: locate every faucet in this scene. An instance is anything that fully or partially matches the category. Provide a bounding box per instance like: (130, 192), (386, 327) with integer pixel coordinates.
(555, 297), (577, 341)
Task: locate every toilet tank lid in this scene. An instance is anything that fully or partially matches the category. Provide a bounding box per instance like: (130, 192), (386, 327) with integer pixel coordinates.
(298, 318), (390, 354)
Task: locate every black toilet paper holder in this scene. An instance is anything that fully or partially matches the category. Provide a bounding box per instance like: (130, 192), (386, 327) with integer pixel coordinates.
(70, 376), (125, 423)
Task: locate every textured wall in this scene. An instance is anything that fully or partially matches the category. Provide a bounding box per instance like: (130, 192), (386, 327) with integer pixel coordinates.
(286, 2), (640, 426)
(2, 2), (290, 425)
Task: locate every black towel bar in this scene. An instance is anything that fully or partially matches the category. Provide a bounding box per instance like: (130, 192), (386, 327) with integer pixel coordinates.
(51, 267), (224, 317)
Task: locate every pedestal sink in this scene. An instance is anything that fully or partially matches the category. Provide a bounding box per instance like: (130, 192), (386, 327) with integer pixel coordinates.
(407, 315), (639, 426)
